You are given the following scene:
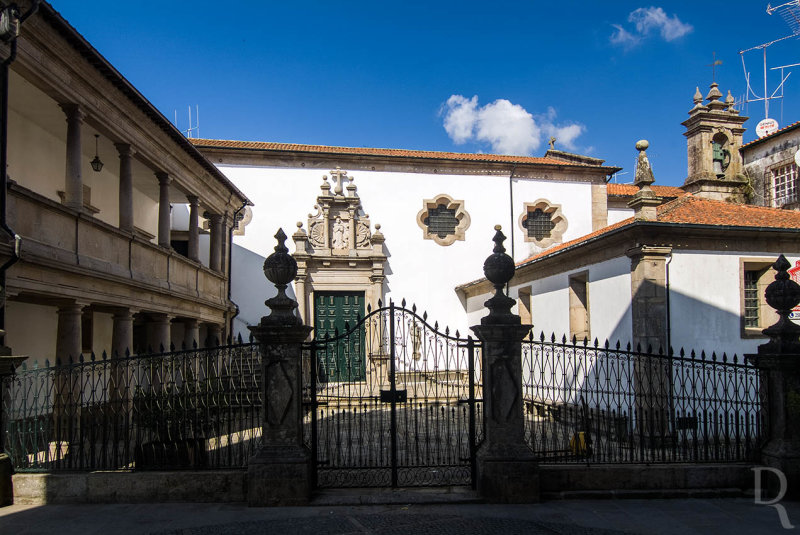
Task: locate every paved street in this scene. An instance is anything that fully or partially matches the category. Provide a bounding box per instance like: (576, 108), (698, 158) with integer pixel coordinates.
(2, 495), (799, 534)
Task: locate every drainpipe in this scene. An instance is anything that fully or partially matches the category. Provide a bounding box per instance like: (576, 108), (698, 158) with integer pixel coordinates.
(227, 199), (247, 340)
(0, 1), (38, 348)
(507, 165), (517, 296)
(665, 254), (672, 353)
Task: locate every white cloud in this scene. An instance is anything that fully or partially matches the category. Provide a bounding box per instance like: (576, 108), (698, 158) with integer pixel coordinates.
(441, 95), (585, 156)
(610, 6), (692, 47)
(610, 24), (640, 47)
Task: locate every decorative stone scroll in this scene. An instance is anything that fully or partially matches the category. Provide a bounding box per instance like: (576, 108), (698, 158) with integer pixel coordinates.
(291, 168), (387, 326)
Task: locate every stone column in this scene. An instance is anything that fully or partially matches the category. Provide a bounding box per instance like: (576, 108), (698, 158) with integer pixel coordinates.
(206, 323), (222, 347)
(110, 309), (134, 404)
(59, 104), (85, 210)
(187, 195), (200, 262)
(208, 213), (223, 272)
(111, 309), (134, 358)
(184, 318), (199, 349)
(156, 171), (171, 248)
(115, 143), (134, 232)
(146, 313), (171, 353)
(627, 245), (673, 437)
(746, 255), (800, 499)
(470, 226), (538, 503)
(248, 228), (313, 506)
(56, 302), (83, 363)
(55, 302), (84, 443)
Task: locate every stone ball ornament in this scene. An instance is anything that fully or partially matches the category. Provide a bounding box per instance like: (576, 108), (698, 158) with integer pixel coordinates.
(764, 255), (800, 313)
(480, 225), (520, 325)
(263, 228), (297, 287)
(483, 225), (515, 287)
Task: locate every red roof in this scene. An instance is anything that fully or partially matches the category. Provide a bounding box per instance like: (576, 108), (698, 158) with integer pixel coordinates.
(191, 138), (609, 167)
(517, 195), (800, 267)
(741, 120), (800, 149)
(607, 183), (686, 198)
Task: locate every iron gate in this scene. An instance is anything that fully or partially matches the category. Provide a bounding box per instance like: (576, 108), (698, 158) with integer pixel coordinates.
(304, 301), (482, 488)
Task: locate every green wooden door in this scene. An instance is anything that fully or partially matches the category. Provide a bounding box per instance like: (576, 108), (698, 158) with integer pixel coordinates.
(314, 291), (365, 381)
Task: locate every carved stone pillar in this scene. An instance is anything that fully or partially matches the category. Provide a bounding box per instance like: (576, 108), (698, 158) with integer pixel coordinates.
(248, 229), (313, 506)
(746, 255), (800, 499)
(470, 226), (538, 503)
(208, 213), (223, 272)
(115, 143), (134, 232)
(59, 104), (85, 211)
(187, 195), (200, 262)
(156, 172), (171, 248)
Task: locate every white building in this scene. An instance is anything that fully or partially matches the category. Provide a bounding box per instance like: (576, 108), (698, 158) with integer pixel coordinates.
(192, 139), (622, 337)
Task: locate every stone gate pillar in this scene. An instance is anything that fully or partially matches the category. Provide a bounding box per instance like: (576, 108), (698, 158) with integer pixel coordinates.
(470, 226), (539, 503)
(746, 255), (800, 500)
(247, 229), (313, 506)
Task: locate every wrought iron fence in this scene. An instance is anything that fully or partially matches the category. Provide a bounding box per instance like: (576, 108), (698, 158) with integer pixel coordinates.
(522, 334), (763, 464)
(1, 342), (262, 472)
(303, 302), (483, 488)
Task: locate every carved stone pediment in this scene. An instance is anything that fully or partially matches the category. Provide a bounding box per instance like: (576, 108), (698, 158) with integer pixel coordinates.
(297, 168), (379, 256)
(291, 168), (387, 326)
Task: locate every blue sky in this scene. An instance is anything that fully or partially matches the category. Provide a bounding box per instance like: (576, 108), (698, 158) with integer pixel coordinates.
(51, 1), (800, 187)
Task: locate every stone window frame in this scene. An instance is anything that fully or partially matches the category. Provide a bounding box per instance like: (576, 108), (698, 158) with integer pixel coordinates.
(767, 159), (799, 208)
(517, 199), (568, 248)
(416, 193), (470, 246)
(568, 271), (590, 342)
(739, 257), (778, 338)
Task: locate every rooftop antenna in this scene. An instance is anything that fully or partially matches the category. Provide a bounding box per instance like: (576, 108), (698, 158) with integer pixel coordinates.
(173, 105), (201, 138)
(740, 2), (800, 122)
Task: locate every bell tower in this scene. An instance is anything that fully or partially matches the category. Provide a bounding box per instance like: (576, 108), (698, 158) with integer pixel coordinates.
(682, 83), (749, 202)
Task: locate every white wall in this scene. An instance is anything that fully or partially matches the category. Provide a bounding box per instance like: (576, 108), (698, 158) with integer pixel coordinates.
(607, 207), (633, 225)
(224, 164), (596, 333)
(668, 250), (797, 356)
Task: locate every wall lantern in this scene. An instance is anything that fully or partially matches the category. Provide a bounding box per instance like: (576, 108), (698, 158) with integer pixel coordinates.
(90, 134), (103, 172)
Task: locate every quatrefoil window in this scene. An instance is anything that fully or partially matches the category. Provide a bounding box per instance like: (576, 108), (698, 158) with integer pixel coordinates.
(416, 194), (470, 246)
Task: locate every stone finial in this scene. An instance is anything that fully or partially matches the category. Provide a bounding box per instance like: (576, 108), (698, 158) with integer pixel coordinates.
(481, 225), (519, 325)
(693, 87), (703, 105)
(706, 82), (722, 102)
(759, 255), (800, 354)
(725, 90), (735, 107)
(320, 175), (331, 196)
(628, 140), (661, 221)
(261, 229), (301, 325)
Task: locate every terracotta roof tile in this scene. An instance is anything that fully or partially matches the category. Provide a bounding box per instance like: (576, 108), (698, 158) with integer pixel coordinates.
(606, 183), (686, 198)
(741, 120), (800, 149)
(191, 138), (608, 167)
(517, 195), (800, 266)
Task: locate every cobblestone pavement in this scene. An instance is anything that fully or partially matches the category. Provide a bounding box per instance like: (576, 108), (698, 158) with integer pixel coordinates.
(2, 498), (799, 535)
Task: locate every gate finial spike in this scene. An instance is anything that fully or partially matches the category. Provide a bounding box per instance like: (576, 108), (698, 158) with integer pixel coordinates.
(237, 333), (243, 344)
(423, 311), (428, 321)
(445, 326), (450, 335)
(455, 329), (460, 338)
(378, 298), (383, 308)
(367, 303), (372, 313)
(401, 298), (406, 308)
(412, 303), (416, 313)
(434, 321), (439, 330)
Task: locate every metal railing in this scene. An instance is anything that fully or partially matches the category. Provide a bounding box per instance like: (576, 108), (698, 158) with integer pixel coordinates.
(1, 342), (262, 472)
(522, 334), (763, 464)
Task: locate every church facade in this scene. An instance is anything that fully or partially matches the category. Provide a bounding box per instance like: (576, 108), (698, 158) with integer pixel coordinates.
(193, 139), (621, 335)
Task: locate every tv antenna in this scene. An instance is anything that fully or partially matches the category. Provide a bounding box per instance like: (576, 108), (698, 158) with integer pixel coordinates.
(740, 2), (800, 122)
(174, 105), (200, 139)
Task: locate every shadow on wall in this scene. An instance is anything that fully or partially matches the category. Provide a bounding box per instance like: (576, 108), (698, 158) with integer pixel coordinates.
(231, 243), (295, 340)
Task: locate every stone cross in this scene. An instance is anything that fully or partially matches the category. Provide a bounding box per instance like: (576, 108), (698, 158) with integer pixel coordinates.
(548, 137), (556, 150)
(330, 167), (351, 196)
